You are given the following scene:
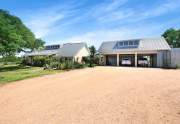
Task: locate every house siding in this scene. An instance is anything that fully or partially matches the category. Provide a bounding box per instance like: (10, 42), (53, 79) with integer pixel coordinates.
(74, 46), (90, 63)
(170, 48), (180, 68)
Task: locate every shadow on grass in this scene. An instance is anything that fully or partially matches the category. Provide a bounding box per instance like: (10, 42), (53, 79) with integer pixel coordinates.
(0, 65), (31, 72)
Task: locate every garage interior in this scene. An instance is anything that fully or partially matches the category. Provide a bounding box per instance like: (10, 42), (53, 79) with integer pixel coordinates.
(106, 54), (157, 67)
(119, 54), (135, 66)
(106, 55), (117, 66)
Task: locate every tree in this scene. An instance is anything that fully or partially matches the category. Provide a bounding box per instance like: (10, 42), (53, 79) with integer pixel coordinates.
(162, 28), (180, 48)
(0, 9), (45, 58)
(89, 46), (97, 67)
(27, 38), (45, 52)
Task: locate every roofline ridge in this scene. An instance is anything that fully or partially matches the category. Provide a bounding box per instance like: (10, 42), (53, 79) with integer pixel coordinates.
(101, 37), (164, 44)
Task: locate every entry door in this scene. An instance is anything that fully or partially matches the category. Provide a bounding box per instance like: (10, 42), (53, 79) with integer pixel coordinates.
(106, 55), (117, 66)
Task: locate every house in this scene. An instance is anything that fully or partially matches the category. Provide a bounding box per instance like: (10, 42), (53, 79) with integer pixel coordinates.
(24, 43), (90, 63)
(98, 37), (172, 68)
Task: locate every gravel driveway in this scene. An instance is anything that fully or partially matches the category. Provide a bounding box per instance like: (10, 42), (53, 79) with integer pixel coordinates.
(0, 67), (180, 124)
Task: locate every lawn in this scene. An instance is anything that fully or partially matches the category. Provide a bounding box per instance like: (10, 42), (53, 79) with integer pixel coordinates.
(0, 64), (63, 84)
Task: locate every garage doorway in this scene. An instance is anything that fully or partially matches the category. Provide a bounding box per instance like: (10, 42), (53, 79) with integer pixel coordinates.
(137, 54), (157, 67)
(119, 54), (135, 66)
(106, 55), (117, 66)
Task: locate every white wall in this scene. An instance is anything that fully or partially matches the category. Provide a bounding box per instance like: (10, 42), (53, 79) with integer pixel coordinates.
(157, 50), (172, 68)
(171, 48), (180, 68)
(74, 46), (90, 63)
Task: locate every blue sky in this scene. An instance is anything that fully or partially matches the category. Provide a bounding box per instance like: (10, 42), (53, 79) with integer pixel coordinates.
(1, 0), (180, 48)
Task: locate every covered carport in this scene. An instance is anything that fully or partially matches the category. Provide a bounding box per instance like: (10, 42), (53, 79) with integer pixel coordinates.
(117, 52), (157, 67)
(99, 38), (171, 68)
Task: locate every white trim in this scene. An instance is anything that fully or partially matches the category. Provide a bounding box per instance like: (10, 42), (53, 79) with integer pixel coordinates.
(101, 50), (158, 55)
(117, 54), (119, 66)
(135, 52), (137, 67)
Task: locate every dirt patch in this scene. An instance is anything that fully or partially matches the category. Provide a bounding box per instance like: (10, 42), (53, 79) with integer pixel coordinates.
(0, 67), (180, 124)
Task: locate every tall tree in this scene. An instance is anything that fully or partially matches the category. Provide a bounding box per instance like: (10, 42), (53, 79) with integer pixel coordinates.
(162, 28), (180, 48)
(89, 46), (97, 67)
(26, 38), (45, 52)
(0, 9), (45, 57)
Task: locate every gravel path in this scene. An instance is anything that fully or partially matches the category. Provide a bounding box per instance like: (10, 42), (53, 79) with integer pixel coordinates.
(0, 67), (180, 124)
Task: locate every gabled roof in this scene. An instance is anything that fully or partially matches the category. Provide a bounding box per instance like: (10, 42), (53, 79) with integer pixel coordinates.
(24, 49), (58, 56)
(98, 37), (171, 54)
(57, 42), (89, 57)
(24, 42), (89, 57)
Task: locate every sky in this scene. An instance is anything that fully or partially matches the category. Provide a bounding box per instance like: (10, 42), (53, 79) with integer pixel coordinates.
(1, 0), (180, 48)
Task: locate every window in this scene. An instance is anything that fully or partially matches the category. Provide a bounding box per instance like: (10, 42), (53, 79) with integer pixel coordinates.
(134, 40), (139, 45)
(124, 41), (128, 46)
(120, 42), (123, 46)
(129, 41), (133, 45)
(113, 40), (139, 49)
(45, 45), (60, 50)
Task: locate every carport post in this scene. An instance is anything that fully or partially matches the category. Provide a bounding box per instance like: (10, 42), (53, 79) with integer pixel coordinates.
(117, 54), (119, 66)
(135, 53), (137, 67)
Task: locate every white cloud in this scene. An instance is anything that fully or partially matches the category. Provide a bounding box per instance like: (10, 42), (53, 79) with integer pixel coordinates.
(26, 14), (64, 38)
(93, 0), (180, 23)
(63, 18), (180, 48)
(139, 0), (180, 19)
(94, 0), (127, 12)
(91, 0), (128, 20)
(97, 9), (134, 22)
(25, 2), (83, 38)
(64, 26), (158, 48)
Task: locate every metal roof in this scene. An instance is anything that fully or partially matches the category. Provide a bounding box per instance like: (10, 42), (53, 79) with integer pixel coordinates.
(98, 37), (171, 54)
(24, 49), (58, 56)
(57, 43), (89, 57)
(24, 43), (89, 57)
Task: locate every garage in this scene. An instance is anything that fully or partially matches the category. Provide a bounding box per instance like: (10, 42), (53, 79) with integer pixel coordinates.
(99, 38), (171, 68)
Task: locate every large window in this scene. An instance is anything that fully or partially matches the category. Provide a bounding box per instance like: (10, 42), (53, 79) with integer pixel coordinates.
(45, 45), (60, 50)
(113, 40), (139, 49)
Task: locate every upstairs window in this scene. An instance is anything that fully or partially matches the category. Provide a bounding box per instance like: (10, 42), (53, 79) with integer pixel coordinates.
(45, 45), (60, 50)
(113, 40), (139, 49)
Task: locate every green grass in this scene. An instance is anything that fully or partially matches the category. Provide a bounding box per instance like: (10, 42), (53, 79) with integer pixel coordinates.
(0, 63), (63, 84)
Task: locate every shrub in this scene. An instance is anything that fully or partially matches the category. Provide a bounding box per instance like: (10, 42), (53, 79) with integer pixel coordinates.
(73, 62), (83, 69)
(82, 56), (99, 67)
(82, 57), (90, 64)
(175, 64), (180, 69)
(49, 62), (59, 69)
(23, 56), (88, 70)
(46, 60), (87, 70)
(59, 62), (66, 70)
(31, 56), (47, 67)
(64, 61), (74, 70)
(0, 55), (22, 65)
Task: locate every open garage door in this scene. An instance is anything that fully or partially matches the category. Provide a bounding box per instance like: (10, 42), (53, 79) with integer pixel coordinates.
(106, 55), (117, 66)
(119, 54), (135, 66)
(137, 54), (157, 67)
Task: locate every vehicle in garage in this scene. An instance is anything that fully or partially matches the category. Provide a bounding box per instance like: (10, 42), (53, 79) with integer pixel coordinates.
(121, 58), (132, 65)
(138, 58), (149, 67)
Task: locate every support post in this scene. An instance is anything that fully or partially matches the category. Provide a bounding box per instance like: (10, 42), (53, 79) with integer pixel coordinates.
(135, 53), (137, 67)
(104, 55), (106, 66)
(117, 54), (119, 66)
